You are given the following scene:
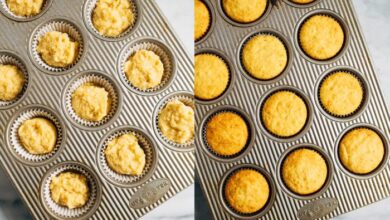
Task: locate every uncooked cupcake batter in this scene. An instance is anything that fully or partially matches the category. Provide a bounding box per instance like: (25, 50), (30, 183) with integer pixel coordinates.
(6, 0), (44, 17)
(0, 64), (25, 101)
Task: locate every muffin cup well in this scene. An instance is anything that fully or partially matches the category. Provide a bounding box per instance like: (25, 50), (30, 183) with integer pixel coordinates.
(0, 0), (52, 22)
(5, 105), (66, 166)
(195, 48), (235, 105)
(256, 86), (313, 142)
(217, 0), (272, 27)
(198, 105), (255, 163)
(195, 0), (215, 45)
(152, 91), (194, 152)
(219, 164), (276, 219)
(0, 50), (30, 109)
(237, 29), (293, 85)
(40, 162), (101, 220)
(117, 37), (177, 95)
(295, 9), (350, 64)
(334, 124), (389, 180)
(61, 70), (122, 131)
(28, 17), (86, 75)
(315, 66), (370, 121)
(96, 126), (158, 188)
(83, 0), (141, 41)
(282, 0), (322, 8)
(276, 144), (334, 200)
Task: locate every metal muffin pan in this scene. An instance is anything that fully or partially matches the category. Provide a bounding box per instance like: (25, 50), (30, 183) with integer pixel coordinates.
(196, 0), (390, 219)
(0, 0), (193, 219)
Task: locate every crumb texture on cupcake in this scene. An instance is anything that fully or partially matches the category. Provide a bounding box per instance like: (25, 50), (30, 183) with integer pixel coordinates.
(282, 148), (327, 195)
(18, 118), (57, 155)
(195, 54), (229, 100)
(222, 0), (267, 23)
(0, 64), (25, 101)
(71, 83), (111, 122)
(262, 91), (307, 137)
(125, 49), (164, 90)
(37, 31), (79, 68)
(6, 0), (44, 17)
(104, 133), (146, 175)
(206, 112), (248, 156)
(92, 0), (134, 37)
(158, 100), (194, 144)
(194, 0), (210, 41)
(289, 0), (315, 4)
(339, 128), (384, 174)
(320, 71), (363, 117)
(225, 169), (270, 214)
(242, 34), (287, 80)
(299, 15), (344, 60)
(50, 172), (89, 209)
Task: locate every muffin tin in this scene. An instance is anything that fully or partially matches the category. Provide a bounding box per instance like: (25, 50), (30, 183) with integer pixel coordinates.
(196, 0), (390, 219)
(0, 0), (193, 219)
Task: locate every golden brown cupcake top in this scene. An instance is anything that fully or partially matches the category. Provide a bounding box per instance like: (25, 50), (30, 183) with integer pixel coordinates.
(222, 0), (267, 23)
(195, 0), (210, 41)
(289, 0), (315, 4)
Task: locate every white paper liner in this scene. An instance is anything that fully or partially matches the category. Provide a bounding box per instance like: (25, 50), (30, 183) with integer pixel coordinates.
(84, 0), (139, 40)
(97, 127), (157, 187)
(0, 52), (29, 108)
(41, 163), (99, 219)
(8, 106), (64, 164)
(0, 0), (51, 21)
(154, 94), (195, 150)
(64, 73), (120, 128)
(118, 39), (175, 94)
(30, 19), (84, 73)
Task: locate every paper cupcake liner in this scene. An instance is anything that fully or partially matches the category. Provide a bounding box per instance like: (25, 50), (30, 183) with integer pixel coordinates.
(195, 49), (234, 105)
(40, 162), (101, 219)
(238, 29), (292, 84)
(83, 0), (140, 41)
(195, 0), (214, 44)
(6, 105), (65, 166)
(199, 106), (254, 162)
(153, 92), (194, 151)
(97, 126), (158, 188)
(257, 86), (313, 142)
(118, 38), (176, 95)
(29, 18), (85, 74)
(334, 124), (389, 180)
(0, 0), (52, 22)
(317, 69), (368, 120)
(276, 144), (334, 200)
(0, 51), (29, 109)
(63, 71), (121, 129)
(296, 10), (349, 63)
(219, 164), (276, 219)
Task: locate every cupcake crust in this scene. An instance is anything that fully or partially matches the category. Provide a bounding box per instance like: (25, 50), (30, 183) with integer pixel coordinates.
(222, 0), (267, 23)
(194, 0), (210, 41)
(225, 169), (270, 214)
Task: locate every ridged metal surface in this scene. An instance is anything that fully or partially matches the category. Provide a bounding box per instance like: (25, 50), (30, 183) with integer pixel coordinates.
(0, 0), (194, 219)
(195, 0), (390, 219)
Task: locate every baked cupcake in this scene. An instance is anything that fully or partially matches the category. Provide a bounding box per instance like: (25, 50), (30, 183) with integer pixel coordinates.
(299, 15), (344, 60)
(262, 91), (307, 137)
(195, 54), (229, 100)
(289, 0), (315, 4)
(71, 83), (112, 122)
(319, 71), (363, 117)
(339, 128), (384, 174)
(195, 0), (210, 41)
(0, 64), (25, 101)
(242, 34), (287, 80)
(37, 31), (79, 68)
(206, 112), (248, 156)
(104, 133), (146, 175)
(6, 0), (44, 17)
(225, 169), (269, 214)
(92, 0), (134, 37)
(50, 172), (89, 209)
(282, 148), (328, 195)
(222, 0), (267, 23)
(124, 49), (164, 90)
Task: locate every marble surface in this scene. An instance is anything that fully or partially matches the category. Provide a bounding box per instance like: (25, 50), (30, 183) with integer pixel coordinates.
(0, 0), (194, 220)
(195, 0), (390, 219)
